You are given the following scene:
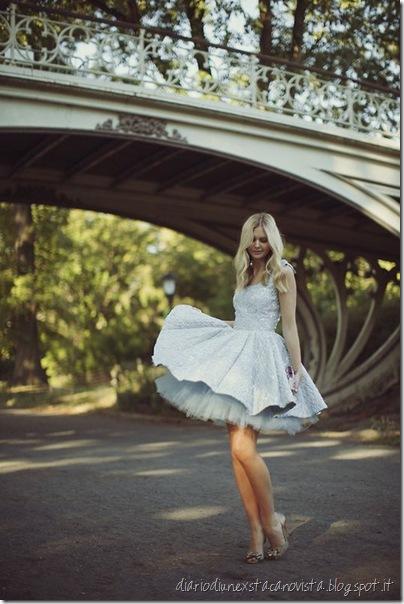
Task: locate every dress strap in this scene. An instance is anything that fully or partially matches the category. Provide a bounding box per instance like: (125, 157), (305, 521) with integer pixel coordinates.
(281, 259), (296, 273)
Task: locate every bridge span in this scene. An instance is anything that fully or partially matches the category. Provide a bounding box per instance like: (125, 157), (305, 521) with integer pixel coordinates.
(0, 3), (400, 406)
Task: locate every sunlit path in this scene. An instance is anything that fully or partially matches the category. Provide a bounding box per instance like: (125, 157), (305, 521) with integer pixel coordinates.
(0, 410), (399, 600)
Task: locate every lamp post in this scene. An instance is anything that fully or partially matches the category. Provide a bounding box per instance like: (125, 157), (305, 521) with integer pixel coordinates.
(162, 272), (176, 311)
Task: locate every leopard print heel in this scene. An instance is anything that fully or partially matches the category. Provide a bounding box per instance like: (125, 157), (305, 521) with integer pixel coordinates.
(265, 513), (289, 560)
(245, 536), (267, 564)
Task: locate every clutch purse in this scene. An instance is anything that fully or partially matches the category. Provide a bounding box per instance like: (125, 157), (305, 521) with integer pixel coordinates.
(286, 365), (298, 394)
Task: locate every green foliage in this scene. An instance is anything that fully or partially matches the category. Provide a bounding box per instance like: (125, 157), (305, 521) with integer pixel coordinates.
(111, 359), (167, 413)
(0, 204), (235, 384)
(301, 249), (400, 359)
(15, 0), (399, 89)
(0, 203), (399, 397)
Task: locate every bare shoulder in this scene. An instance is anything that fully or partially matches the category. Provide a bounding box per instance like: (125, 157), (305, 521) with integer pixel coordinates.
(279, 260), (296, 293)
(280, 264), (295, 276)
(280, 259), (296, 273)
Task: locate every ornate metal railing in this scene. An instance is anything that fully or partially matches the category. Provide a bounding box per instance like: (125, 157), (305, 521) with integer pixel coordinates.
(291, 248), (400, 405)
(0, 3), (400, 139)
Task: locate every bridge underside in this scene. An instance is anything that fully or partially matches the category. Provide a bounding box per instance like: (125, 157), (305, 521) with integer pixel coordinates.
(0, 129), (398, 260)
(0, 128), (400, 408)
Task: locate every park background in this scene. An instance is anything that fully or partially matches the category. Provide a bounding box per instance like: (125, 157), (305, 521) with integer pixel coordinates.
(0, 203), (399, 445)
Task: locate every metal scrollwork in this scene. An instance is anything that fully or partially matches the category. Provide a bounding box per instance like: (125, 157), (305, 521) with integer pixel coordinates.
(95, 114), (187, 143)
(291, 248), (400, 407)
(0, 4), (399, 139)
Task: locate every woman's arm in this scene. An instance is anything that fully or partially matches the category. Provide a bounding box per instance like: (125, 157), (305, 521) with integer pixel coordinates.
(279, 266), (302, 388)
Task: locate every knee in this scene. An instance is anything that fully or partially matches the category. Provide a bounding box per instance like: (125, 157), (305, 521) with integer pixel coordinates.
(230, 442), (256, 464)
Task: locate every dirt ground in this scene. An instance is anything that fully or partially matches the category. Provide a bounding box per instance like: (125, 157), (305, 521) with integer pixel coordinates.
(0, 408), (400, 601)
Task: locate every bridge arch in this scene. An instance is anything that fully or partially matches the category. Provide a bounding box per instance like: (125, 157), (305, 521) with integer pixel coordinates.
(0, 3), (399, 407)
(0, 81), (399, 242)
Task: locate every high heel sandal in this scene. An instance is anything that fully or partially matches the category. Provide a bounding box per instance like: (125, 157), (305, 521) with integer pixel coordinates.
(265, 513), (289, 560)
(245, 536), (267, 564)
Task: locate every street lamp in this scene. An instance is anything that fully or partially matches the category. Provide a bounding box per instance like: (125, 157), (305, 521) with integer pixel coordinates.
(162, 272), (176, 311)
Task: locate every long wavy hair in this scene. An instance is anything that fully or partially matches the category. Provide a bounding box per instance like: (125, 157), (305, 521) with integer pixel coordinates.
(234, 213), (288, 293)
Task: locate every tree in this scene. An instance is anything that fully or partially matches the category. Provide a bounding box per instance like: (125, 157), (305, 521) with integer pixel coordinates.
(290, 0), (307, 61)
(12, 0), (399, 89)
(259, 0), (274, 63)
(9, 204), (48, 385)
(1, 206), (233, 385)
(0, 203), (16, 381)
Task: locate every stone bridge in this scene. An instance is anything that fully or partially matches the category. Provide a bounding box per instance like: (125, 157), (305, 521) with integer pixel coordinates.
(0, 2), (400, 405)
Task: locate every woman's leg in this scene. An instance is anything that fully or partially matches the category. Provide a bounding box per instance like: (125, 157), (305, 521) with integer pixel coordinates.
(227, 423), (286, 549)
(226, 424), (264, 553)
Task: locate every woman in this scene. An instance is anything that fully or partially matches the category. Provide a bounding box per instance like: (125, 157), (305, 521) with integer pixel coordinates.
(152, 212), (327, 563)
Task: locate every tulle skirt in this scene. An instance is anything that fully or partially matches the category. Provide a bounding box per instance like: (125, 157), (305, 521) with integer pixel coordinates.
(152, 305), (327, 435)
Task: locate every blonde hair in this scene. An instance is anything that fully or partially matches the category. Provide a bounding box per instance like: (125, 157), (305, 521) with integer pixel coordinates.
(233, 213), (288, 293)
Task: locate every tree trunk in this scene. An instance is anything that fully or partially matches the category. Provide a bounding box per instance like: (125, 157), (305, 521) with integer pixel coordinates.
(183, 0), (210, 72)
(290, 0), (307, 62)
(10, 204), (48, 386)
(257, 1), (274, 94)
(259, 0), (273, 63)
(127, 0), (141, 25)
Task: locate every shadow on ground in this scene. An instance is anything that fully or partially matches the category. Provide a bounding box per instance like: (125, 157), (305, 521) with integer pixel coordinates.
(0, 407), (400, 601)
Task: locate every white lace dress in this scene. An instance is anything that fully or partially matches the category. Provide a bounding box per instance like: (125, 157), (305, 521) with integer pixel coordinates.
(151, 260), (328, 435)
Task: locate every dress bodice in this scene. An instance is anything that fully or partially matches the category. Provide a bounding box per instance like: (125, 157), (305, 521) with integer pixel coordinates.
(232, 260), (294, 332)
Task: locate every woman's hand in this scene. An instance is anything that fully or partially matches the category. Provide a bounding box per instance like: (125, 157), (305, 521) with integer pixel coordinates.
(291, 366), (302, 394)
(279, 266), (302, 383)
(286, 365), (302, 394)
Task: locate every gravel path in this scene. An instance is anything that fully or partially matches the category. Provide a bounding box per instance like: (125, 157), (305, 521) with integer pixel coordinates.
(0, 410), (400, 601)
